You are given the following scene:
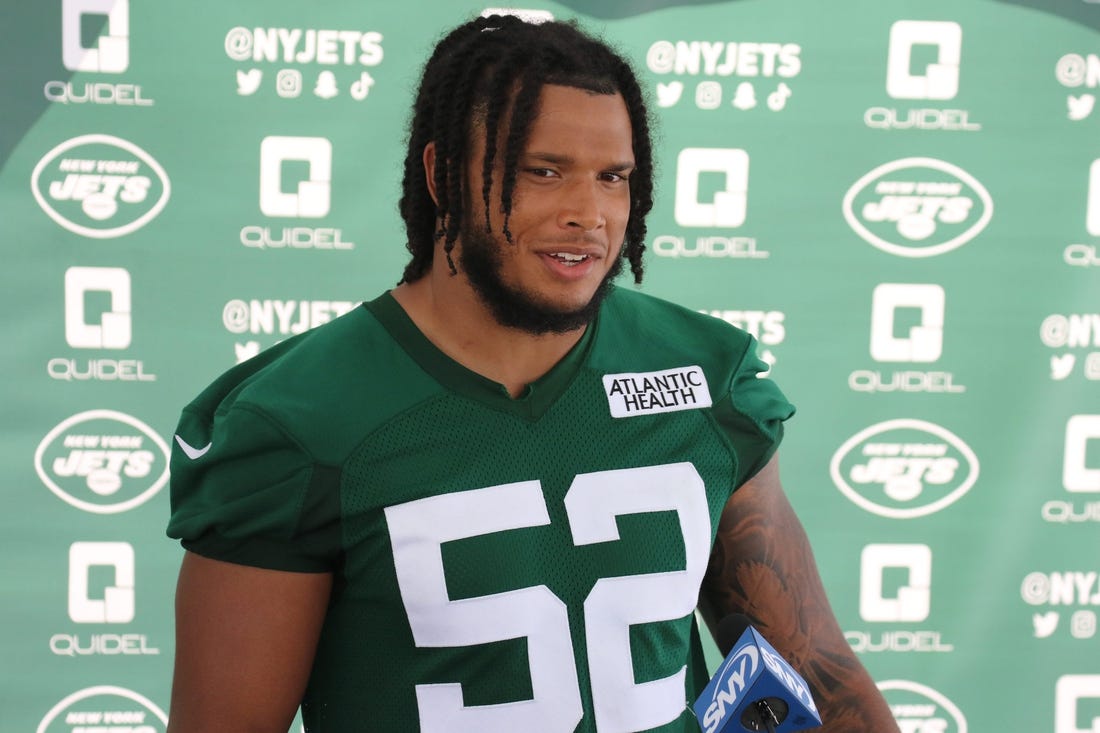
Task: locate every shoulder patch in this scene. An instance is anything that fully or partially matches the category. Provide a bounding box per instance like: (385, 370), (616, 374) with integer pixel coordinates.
(602, 366), (712, 418)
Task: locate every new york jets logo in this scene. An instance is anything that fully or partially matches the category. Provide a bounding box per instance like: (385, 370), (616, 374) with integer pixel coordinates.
(31, 134), (171, 238)
(830, 419), (979, 518)
(877, 680), (967, 733)
(842, 157), (992, 257)
(34, 409), (170, 514)
(36, 685), (168, 733)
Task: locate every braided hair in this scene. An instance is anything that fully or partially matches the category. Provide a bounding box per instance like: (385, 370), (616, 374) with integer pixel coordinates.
(398, 14), (654, 284)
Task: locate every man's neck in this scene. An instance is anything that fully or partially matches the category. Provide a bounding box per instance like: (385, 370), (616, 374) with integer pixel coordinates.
(390, 275), (587, 399)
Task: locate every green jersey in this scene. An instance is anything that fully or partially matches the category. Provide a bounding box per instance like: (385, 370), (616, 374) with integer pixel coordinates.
(167, 286), (794, 733)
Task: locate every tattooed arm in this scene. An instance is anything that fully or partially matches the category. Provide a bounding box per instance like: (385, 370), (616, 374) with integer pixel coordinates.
(698, 453), (900, 732)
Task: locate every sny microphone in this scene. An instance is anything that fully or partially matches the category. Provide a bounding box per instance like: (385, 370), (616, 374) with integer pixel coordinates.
(693, 614), (822, 733)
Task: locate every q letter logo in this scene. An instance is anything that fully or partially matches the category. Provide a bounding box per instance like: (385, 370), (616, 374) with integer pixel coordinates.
(69, 541), (134, 623)
(480, 8), (554, 23)
(871, 284), (945, 362)
(259, 136), (332, 218)
(886, 20), (962, 100)
(62, 0), (129, 73)
(1088, 160), (1100, 237)
(674, 148), (749, 228)
(1056, 675), (1100, 733)
(860, 544), (931, 622)
(65, 266), (131, 349)
(1064, 415), (1100, 492)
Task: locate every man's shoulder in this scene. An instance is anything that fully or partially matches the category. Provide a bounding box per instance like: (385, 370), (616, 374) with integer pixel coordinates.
(193, 304), (373, 401)
(599, 286), (755, 357)
(181, 299), (440, 463)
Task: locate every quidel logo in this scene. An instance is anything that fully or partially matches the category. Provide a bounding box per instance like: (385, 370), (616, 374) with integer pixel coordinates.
(37, 685), (167, 733)
(870, 284), (944, 363)
(65, 266), (131, 349)
(69, 541), (134, 623)
(842, 158), (992, 257)
(886, 21), (962, 101)
(34, 410), (170, 514)
(259, 136), (331, 218)
(62, 0), (129, 73)
(1057, 675), (1100, 733)
(242, 136), (356, 250)
(481, 8), (554, 23)
(1065, 415), (1100, 493)
(860, 544), (931, 622)
(878, 680), (967, 733)
(31, 134), (170, 238)
(47, 0), (154, 106)
(1086, 160), (1100, 238)
(830, 418), (979, 518)
(675, 148), (749, 228)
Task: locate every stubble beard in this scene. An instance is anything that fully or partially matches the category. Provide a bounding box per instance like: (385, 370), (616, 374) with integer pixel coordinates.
(457, 222), (624, 335)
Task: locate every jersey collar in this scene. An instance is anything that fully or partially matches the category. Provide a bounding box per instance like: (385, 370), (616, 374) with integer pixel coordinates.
(365, 291), (598, 421)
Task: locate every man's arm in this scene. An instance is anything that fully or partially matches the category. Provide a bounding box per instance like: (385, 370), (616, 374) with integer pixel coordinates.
(699, 453), (900, 732)
(167, 551), (333, 733)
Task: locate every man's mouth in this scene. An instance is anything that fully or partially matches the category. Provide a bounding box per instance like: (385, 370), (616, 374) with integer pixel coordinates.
(549, 252), (590, 266)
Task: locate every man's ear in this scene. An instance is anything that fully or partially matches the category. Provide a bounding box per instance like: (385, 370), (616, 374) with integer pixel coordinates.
(422, 141), (439, 206)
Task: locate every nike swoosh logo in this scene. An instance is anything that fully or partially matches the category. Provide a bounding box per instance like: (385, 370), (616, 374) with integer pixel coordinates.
(175, 434), (212, 460)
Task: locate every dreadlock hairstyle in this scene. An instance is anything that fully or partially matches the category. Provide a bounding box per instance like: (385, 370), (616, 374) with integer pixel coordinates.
(397, 14), (655, 285)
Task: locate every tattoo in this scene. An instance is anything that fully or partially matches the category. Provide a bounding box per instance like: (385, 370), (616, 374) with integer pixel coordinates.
(701, 489), (898, 731)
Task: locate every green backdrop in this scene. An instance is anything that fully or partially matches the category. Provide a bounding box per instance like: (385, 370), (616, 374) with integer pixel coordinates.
(2, 1), (1098, 731)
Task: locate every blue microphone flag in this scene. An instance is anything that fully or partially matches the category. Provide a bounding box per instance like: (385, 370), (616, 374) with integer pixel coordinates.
(693, 622), (822, 733)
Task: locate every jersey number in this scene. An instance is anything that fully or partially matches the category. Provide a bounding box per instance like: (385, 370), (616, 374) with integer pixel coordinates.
(384, 463), (710, 733)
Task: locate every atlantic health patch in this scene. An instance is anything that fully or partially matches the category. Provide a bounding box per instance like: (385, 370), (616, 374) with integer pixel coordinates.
(602, 366), (712, 418)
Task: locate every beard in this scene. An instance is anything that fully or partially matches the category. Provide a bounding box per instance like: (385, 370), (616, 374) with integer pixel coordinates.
(457, 222), (624, 335)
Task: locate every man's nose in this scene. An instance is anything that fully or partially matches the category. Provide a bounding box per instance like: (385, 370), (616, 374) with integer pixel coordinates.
(558, 178), (606, 231)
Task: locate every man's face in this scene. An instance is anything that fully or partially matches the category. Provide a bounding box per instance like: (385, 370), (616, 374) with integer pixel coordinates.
(457, 84), (635, 335)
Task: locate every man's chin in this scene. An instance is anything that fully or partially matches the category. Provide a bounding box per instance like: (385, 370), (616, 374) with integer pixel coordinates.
(459, 231), (623, 335)
(489, 299), (599, 335)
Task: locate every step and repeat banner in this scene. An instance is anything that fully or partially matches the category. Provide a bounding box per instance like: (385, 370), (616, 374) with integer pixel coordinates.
(2, 0), (1098, 730)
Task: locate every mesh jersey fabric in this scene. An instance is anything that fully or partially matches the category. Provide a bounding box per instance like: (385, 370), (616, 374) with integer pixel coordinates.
(167, 285), (795, 733)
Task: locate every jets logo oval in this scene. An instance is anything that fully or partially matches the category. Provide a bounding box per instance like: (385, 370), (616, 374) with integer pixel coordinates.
(842, 157), (992, 257)
(877, 680), (967, 733)
(37, 685), (168, 733)
(31, 134), (171, 238)
(34, 409), (170, 514)
(829, 419), (979, 518)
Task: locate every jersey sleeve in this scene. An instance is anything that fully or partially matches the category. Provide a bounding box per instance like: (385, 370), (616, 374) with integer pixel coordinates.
(166, 400), (342, 572)
(712, 335), (796, 489)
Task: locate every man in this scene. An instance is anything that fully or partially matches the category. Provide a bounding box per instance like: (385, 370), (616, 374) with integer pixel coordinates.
(166, 14), (900, 733)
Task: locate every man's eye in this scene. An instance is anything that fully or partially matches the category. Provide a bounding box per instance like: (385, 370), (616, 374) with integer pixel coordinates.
(527, 168), (555, 177)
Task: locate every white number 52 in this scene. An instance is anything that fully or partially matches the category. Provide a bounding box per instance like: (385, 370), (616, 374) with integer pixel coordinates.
(384, 462), (710, 733)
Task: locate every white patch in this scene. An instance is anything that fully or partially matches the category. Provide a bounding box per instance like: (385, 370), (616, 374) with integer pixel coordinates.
(602, 366), (711, 418)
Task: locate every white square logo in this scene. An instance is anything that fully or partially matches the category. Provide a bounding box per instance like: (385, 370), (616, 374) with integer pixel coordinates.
(870, 283), (945, 362)
(64, 266), (131, 349)
(860, 543), (931, 622)
(886, 20), (962, 100)
(674, 148), (749, 228)
(1056, 675), (1100, 733)
(1086, 159), (1100, 236)
(480, 8), (554, 23)
(1064, 415), (1100, 492)
(259, 136), (332, 218)
(69, 541), (134, 623)
(62, 0), (129, 73)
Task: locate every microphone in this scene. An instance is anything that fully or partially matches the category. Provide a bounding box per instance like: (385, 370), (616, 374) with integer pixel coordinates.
(693, 614), (822, 733)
